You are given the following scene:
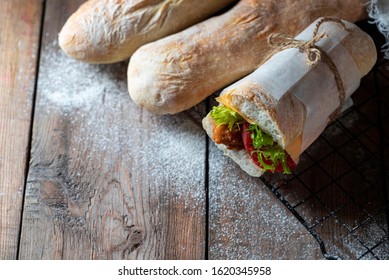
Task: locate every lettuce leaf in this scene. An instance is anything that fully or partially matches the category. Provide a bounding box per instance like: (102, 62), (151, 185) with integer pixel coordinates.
(247, 124), (274, 148)
(248, 123), (291, 174)
(254, 146), (291, 174)
(210, 106), (244, 131)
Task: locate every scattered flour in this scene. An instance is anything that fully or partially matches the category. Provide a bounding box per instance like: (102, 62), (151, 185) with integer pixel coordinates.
(39, 46), (125, 112)
(35, 44), (206, 217)
(208, 144), (322, 260)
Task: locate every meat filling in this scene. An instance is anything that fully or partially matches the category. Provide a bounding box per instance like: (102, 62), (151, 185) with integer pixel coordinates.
(212, 124), (244, 150)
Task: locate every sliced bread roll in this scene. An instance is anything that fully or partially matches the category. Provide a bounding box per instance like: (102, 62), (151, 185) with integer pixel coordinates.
(203, 18), (377, 177)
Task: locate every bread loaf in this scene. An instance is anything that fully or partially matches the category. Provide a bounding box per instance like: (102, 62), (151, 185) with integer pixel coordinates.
(128, 0), (368, 114)
(59, 0), (235, 63)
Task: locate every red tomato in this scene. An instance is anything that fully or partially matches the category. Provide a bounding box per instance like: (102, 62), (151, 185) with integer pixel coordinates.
(241, 122), (296, 173)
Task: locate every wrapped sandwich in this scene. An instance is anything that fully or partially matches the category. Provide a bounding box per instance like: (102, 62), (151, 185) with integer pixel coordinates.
(202, 17), (377, 177)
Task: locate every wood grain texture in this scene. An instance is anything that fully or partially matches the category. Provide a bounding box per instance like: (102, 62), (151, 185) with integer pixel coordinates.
(18, 0), (206, 259)
(0, 0), (43, 260)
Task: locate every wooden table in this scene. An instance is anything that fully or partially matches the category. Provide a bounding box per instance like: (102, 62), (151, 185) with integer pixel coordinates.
(0, 0), (387, 260)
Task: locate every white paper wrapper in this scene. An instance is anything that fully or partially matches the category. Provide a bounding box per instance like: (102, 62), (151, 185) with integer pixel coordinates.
(220, 18), (361, 162)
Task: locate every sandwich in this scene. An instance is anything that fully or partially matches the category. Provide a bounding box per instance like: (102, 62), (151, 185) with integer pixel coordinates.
(202, 17), (377, 177)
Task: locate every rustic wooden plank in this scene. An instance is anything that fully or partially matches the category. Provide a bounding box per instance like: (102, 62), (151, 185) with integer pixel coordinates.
(0, 0), (43, 260)
(19, 0), (206, 259)
(208, 143), (323, 259)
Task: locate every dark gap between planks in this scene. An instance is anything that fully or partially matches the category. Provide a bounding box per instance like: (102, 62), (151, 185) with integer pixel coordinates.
(17, 0), (47, 260)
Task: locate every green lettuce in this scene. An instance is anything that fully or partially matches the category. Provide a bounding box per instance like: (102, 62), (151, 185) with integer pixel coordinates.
(210, 106), (244, 130)
(248, 123), (291, 174)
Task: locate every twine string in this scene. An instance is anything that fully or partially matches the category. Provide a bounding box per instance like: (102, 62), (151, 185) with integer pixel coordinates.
(266, 17), (349, 121)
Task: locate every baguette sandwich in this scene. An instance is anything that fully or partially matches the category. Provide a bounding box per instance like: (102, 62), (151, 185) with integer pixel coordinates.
(202, 18), (377, 177)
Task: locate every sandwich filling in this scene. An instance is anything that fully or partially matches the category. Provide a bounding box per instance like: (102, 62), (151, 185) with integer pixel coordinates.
(210, 105), (296, 174)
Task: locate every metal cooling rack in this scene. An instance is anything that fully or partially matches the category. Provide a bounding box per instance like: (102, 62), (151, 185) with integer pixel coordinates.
(262, 22), (389, 260)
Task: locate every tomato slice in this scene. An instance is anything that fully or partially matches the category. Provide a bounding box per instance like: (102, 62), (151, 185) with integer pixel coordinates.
(241, 122), (296, 173)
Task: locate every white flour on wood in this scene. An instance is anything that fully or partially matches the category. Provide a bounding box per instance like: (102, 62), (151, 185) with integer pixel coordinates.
(37, 43), (205, 220)
(208, 146), (321, 259)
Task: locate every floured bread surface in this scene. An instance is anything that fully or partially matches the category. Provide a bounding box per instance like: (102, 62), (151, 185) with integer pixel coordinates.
(128, 0), (279, 114)
(59, 0), (235, 63)
(202, 113), (264, 177)
(127, 0), (368, 114)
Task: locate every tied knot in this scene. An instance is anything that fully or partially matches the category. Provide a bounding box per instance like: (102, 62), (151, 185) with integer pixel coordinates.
(267, 31), (328, 67)
(265, 17), (349, 122)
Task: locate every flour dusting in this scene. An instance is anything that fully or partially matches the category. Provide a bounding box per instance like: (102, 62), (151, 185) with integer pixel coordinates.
(37, 44), (206, 211)
(208, 145), (322, 260)
(39, 46), (125, 112)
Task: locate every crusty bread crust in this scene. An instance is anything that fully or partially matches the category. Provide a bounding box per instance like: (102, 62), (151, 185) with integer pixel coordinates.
(340, 22), (377, 77)
(128, 0), (368, 114)
(223, 84), (307, 149)
(59, 0), (235, 64)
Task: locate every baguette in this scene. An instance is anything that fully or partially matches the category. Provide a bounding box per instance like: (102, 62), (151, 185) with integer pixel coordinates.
(59, 0), (235, 64)
(202, 18), (377, 177)
(128, 0), (368, 114)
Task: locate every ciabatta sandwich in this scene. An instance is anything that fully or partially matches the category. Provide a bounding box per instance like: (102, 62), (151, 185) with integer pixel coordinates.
(203, 18), (376, 177)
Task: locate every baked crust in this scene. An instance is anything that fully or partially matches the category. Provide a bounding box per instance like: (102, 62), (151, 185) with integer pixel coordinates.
(128, 0), (368, 114)
(59, 0), (235, 63)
